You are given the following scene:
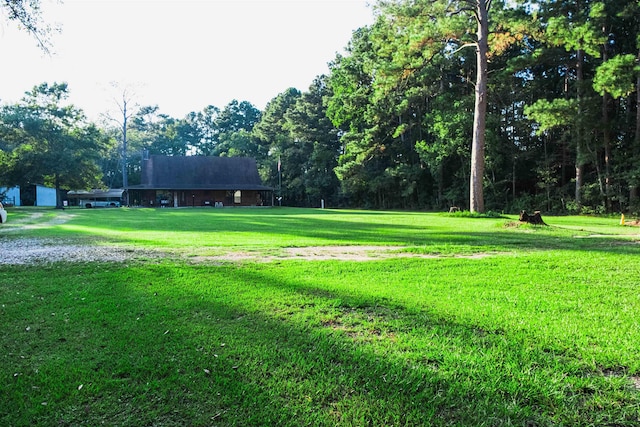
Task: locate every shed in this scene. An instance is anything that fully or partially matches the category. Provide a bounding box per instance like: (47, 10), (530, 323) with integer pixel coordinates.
(0, 186), (21, 206)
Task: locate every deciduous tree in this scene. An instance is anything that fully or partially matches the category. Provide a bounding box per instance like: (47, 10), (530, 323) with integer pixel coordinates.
(0, 82), (107, 207)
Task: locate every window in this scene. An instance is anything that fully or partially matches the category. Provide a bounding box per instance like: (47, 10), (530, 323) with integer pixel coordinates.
(234, 190), (241, 204)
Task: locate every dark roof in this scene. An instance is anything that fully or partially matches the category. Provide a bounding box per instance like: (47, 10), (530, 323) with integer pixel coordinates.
(128, 155), (272, 191)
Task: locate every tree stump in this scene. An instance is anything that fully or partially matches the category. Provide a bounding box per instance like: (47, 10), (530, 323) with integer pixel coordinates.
(519, 210), (547, 225)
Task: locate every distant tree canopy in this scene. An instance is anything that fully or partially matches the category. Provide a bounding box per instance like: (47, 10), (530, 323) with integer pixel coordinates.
(2, 0), (640, 214)
(323, 0), (640, 213)
(0, 83), (107, 206)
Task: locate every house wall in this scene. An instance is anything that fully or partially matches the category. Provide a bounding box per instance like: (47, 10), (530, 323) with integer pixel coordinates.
(129, 189), (271, 207)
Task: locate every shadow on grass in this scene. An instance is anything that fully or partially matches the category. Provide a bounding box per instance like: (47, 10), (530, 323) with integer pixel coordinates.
(3, 261), (638, 426)
(54, 208), (640, 256)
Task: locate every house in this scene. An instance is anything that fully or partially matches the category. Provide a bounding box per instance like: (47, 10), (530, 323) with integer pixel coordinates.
(127, 155), (273, 207)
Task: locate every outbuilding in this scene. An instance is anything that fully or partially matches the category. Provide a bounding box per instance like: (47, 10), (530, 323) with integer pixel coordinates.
(0, 186), (21, 206)
(1, 184), (57, 207)
(66, 189), (126, 208)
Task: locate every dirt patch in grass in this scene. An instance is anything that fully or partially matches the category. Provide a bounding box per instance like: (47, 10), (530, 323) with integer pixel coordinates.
(1, 212), (495, 264)
(0, 239), (495, 265)
(2, 210), (77, 231)
(189, 246), (494, 263)
(0, 238), (162, 265)
(284, 245), (414, 261)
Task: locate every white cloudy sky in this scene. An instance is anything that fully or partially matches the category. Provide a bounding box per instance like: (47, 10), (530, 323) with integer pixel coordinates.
(0, 0), (374, 121)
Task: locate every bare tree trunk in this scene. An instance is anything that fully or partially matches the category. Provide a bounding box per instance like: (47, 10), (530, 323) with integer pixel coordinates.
(603, 91), (612, 209)
(438, 162), (444, 208)
(121, 99), (129, 206)
(512, 156), (516, 204)
(543, 133), (551, 211)
(470, 0), (489, 213)
(55, 174), (63, 209)
(108, 85), (138, 207)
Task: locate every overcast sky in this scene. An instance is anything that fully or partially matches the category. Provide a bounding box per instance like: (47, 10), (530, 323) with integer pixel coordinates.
(0, 0), (374, 121)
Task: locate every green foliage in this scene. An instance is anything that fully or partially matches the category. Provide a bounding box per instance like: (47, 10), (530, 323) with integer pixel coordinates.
(445, 209), (505, 218)
(214, 100), (262, 157)
(593, 53), (639, 98)
(0, 83), (106, 203)
(544, 1), (606, 57)
(5, 0), (640, 215)
(524, 98), (578, 134)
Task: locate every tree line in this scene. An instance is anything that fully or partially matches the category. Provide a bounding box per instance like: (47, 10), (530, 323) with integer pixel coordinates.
(2, 0), (639, 213)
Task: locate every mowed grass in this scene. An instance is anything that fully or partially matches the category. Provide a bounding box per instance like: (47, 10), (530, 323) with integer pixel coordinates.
(1, 207), (639, 426)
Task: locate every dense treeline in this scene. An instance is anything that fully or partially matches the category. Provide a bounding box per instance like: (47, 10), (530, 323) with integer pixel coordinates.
(2, 0), (639, 213)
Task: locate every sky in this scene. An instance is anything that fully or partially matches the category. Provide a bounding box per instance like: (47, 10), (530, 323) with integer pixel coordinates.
(0, 0), (374, 121)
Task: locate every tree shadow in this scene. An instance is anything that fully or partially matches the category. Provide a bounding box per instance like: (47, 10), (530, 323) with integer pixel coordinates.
(5, 261), (634, 426)
(56, 208), (640, 256)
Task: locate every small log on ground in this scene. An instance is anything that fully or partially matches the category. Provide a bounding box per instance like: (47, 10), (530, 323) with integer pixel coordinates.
(519, 210), (547, 225)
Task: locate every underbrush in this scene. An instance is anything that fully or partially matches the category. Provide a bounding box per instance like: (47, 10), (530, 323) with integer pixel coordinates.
(444, 209), (505, 218)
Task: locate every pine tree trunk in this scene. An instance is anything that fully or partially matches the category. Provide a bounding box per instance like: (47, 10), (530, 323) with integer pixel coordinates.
(631, 54), (640, 205)
(602, 38), (612, 211)
(470, 0), (489, 213)
(575, 48), (585, 208)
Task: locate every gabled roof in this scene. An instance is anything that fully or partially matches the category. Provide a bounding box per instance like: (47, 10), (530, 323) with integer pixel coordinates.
(128, 155), (272, 191)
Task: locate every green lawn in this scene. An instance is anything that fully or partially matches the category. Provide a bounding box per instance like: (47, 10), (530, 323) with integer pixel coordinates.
(1, 207), (639, 426)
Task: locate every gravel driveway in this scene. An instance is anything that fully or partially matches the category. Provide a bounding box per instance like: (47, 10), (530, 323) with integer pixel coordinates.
(0, 237), (159, 265)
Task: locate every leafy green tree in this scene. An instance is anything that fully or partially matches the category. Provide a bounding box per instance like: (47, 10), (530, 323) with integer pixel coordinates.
(327, 1), (534, 210)
(183, 105), (221, 155)
(0, 82), (107, 207)
(524, 0), (640, 212)
(214, 100), (261, 157)
(323, 0), (640, 213)
(590, 1), (640, 209)
(180, 101), (260, 157)
(285, 76), (342, 206)
(327, 26), (388, 207)
(253, 88), (302, 203)
(545, 0), (609, 208)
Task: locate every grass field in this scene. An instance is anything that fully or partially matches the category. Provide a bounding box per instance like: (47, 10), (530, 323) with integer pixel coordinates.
(1, 207), (639, 426)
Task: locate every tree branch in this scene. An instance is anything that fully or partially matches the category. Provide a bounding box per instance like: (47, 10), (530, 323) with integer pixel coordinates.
(453, 42), (478, 54)
(2, 0), (53, 53)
